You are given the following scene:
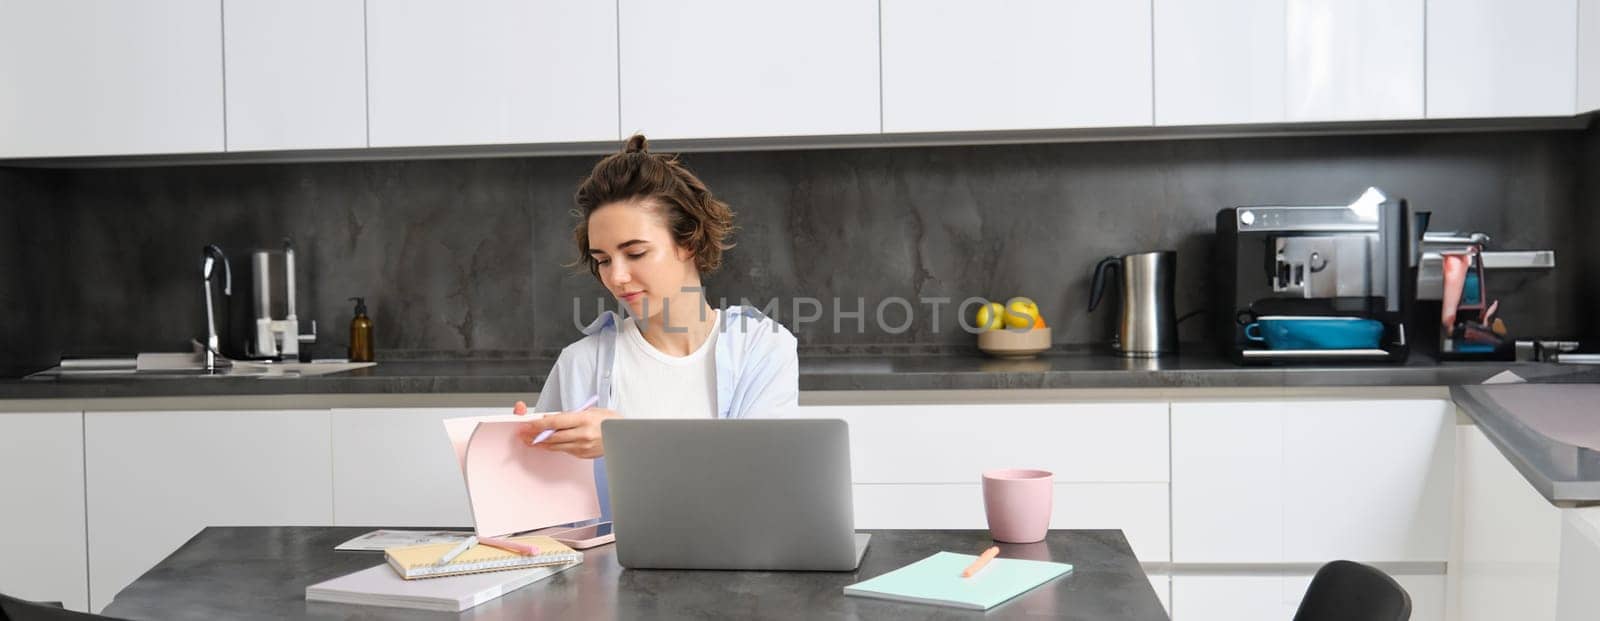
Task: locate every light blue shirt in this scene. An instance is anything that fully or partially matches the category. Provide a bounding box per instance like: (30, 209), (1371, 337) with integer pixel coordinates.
(533, 305), (800, 519)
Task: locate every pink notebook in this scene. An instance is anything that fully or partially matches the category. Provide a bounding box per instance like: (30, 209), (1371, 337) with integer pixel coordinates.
(441, 415), (601, 537)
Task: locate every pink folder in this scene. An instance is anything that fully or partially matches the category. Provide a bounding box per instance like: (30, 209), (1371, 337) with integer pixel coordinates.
(441, 415), (601, 538)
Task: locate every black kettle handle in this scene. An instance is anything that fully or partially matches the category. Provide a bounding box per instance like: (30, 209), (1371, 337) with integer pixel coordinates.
(1088, 256), (1120, 312)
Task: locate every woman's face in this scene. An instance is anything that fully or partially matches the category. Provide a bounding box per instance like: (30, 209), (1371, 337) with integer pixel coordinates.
(587, 200), (700, 320)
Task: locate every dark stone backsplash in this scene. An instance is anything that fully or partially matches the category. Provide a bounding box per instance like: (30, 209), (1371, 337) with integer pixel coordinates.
(1, 127), (1593, 373)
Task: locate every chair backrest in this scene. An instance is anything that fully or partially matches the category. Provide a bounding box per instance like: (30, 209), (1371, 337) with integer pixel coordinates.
(1292, 560), (1412, 621)
(0, 592), (121, 621)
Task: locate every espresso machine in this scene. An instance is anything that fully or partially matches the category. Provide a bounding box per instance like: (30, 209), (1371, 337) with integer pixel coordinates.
(1214, 191), (1425, 364)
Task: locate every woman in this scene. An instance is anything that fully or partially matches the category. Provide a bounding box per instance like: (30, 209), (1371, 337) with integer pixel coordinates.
(518, 134), (799, 514)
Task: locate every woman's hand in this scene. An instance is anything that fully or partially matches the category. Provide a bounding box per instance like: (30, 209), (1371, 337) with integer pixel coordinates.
(513, 402), (621, 459)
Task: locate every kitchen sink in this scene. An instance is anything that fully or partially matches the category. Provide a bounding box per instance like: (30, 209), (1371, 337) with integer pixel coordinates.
(25, 354), (375, 381)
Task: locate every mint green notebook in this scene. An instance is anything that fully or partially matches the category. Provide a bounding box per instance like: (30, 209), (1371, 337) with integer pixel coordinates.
(844, 551), (1073, 611)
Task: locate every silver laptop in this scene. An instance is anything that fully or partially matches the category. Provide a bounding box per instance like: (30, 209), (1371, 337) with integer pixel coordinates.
(602, 419), (871, 571)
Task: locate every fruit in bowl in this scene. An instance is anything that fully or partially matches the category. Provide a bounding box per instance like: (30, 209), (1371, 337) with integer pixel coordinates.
(975, 296), (1051, 358)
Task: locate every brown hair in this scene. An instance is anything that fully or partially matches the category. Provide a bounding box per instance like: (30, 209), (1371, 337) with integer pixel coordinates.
(570, 134), (736, 278)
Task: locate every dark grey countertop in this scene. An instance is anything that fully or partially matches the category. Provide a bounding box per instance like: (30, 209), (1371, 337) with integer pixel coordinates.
(1451, 382), (1600, 506)
(102, 527), (1166, 621)
(2, 350), (1591, 399)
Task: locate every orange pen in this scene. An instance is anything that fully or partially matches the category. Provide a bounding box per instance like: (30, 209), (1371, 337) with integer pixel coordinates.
(962, 546), (1001, 578)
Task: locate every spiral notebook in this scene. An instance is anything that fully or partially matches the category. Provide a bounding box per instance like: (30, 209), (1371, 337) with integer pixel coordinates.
(385, 535), (580, 579)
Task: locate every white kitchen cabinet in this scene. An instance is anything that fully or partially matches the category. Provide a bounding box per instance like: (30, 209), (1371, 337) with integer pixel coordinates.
(1171, 575), (1295, 621)
(804, 402), (1170, 562)
(223, 0), (367, 151)
(813, 402), (1168, 484)
(1280, 400), (1454, 562)
(1285, 0), (1425, 121)
(1557, 509), (1600, 621)
(881, 0), (1152, 133)
(0, 0), (223, 158)
(1453, 424), (1562, 621)
(1171, 400), (1453, 564)
(852, 483), (1171, 563)
(1169, 403), (1284, 563)
(84, 410), (332, 613)
(618, 0), (878, 140)
(1427, 0), (1577, 118)
(1154, 0), (1285, 126)
(366, 0), (618, 148)
(1582, 0), (1600, 113)
(330, 407), (490, 528)
(0, 412), (88, 611)
(1172, 573), (1444, 621)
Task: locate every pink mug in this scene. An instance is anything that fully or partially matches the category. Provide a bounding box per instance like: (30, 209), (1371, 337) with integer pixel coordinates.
(982, 469), (1054, 543)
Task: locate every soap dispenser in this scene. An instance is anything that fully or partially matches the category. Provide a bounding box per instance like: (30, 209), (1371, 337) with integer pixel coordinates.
(348, 297), (374, 362)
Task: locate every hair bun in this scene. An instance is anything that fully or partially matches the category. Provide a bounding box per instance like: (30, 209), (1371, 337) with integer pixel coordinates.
(623, 134), (649, 154)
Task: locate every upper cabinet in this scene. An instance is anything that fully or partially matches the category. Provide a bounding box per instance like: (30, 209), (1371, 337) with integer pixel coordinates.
(881, 0), (1152, 133)
(224, 0), (367, 151)
(617, 0), (879, 140)
(0, 0), (223, 158)
(1285, 0), (1425, 122)
(1427, 0), (1577, 119)
(1581, 0), (1600, 113)
(365, 0), (619, 148)
(1154, 0), (1286, 126)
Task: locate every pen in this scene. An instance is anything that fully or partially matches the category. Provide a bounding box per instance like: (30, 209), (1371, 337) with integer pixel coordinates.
(478, 537), (539, 556)
(532, 395), (600, 445)
(436, 536), (478, 566)
(961, 546), (1000, 578)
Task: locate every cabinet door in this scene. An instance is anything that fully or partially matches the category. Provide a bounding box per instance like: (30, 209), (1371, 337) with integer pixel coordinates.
(1285, 0), (1424, 121)
(1455, 424), (1561, 621)
(1173, 573), (1445, 621)
(223, 0), (367, 151)
(0, 412), (88, 611)
(805, 402), (1170, 562)
(1581, 0), (1600, 113)
(366, 0), (618, 147)
(882, 0), (1152, 132)
(0, 0), (223, 158)
(812, 402), (1169, 484)
(330, 407), (488, 528)
(851, 482), (1171, 563)
(1154, 0), (1285, 126)
(1427, 0), (1577, 118)
(1280, 400), (1454, 563)
(1172, 400), (1453, 564)
(84, 410), (332, 612)
(619, 0), (878, 140)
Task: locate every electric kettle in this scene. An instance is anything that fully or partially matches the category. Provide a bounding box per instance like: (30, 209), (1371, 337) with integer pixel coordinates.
(1088, 250), (1178, 357)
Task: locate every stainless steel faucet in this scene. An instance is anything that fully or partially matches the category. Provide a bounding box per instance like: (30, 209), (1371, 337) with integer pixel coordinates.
(202, 244), (231, 373)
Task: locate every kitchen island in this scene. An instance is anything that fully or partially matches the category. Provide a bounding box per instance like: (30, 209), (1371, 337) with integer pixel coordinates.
(3, 352), (1598, 620)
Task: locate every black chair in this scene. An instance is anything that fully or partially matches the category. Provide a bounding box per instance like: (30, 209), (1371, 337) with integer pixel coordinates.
(1292, 560), (1412, 621)
(0, 592), (122, 621)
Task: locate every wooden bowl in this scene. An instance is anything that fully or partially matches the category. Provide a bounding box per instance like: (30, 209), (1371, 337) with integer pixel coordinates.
(978, 327), (1052, 359)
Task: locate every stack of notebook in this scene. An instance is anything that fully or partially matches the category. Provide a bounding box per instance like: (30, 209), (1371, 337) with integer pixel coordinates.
(306, 536), (582, 612)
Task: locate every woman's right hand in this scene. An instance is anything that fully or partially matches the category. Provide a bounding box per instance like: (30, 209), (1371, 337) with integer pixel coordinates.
(511, 401), (622, 459)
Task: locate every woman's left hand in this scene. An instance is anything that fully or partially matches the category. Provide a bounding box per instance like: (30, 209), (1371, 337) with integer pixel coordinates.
(516, 407), (622, 459)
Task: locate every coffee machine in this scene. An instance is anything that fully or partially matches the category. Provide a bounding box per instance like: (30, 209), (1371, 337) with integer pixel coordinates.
(1214, 191), (1425, 364)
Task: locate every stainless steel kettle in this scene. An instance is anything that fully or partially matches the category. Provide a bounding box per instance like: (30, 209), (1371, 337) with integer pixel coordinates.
(1088, 251), (1178, 357)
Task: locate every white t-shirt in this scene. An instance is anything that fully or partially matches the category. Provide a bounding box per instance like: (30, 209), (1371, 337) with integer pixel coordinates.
(611, 310), (719, 419)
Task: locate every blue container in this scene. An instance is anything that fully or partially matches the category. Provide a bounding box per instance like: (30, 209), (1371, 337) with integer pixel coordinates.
(1244, 316), (1385, 350)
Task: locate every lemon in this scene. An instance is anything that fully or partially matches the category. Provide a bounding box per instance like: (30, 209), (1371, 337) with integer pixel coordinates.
(1004, 297), (1041, 330)
(974, 301), (1006, 331)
